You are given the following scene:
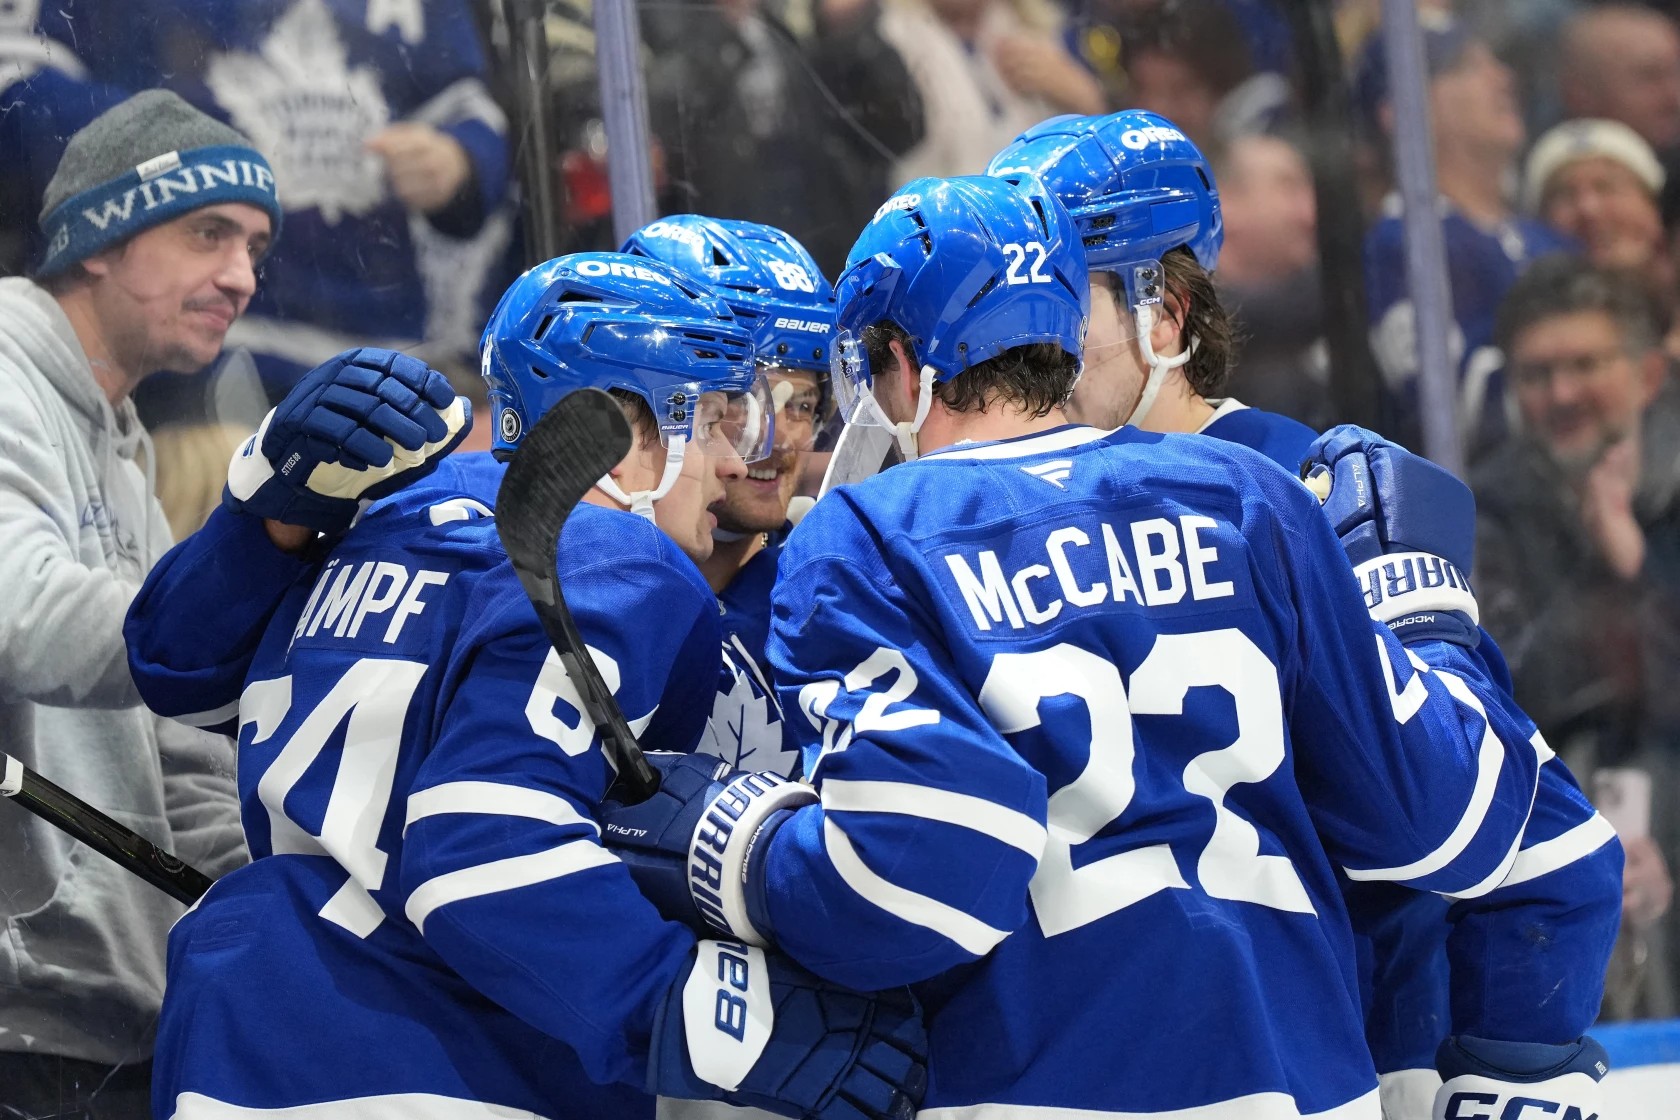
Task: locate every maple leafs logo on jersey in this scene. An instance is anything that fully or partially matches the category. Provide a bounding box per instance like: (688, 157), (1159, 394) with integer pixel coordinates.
(206, 0), (391, 224)
(699, 638), (799, 778)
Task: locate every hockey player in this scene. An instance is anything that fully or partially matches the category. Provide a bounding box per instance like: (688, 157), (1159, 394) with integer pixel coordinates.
(622, 216), (836, 776)
(596, 174), (1560, 1117)
(123, 255), (927, 1120)
(987, 110), (1623, 1119)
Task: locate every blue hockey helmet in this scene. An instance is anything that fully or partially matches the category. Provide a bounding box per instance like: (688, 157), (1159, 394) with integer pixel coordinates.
(480, 252), (772, 466)
(621, 216), (836, 374)
(986, 110), (1222, 313)
(831, 173), (1088, 433)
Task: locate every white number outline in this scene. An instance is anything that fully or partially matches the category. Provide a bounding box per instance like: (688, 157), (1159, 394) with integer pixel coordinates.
(979, 630), (1314, 936)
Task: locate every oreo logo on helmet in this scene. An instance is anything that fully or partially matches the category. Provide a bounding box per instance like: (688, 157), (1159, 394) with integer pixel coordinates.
(639, 221), (706, 250)
(1120, 125), (1188, 150)
(575, 259), (672, 284)
(499, 407), (522, 443)
(872, 193), (921, 223)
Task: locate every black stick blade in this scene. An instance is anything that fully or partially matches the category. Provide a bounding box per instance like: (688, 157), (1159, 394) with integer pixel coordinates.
(495, 388), (661, 801)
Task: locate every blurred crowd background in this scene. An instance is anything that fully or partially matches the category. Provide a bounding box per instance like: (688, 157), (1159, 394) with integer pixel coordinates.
(4, 0), (1680, 1023)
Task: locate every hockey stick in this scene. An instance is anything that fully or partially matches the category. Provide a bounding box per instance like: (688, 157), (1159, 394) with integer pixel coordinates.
(496, 388), (661, 802)
(1, 752), (213, 905)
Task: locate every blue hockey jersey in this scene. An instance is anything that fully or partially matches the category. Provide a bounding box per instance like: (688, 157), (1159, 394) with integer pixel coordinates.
(711, 528), (802, 778)
(133, 474), (724, 1117)
(761, 424), (1549, 1117)
(1199, 405), (1621, 1091)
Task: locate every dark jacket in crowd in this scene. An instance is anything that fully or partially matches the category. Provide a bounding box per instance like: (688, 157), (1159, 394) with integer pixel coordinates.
(640, 0), (924, 276)
(1473, 388), (1680, 759)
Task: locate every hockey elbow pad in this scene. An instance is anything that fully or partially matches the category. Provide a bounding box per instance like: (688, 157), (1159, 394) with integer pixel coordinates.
(1433, 1034), (1608, 1120)
(601, 751), (815, 945)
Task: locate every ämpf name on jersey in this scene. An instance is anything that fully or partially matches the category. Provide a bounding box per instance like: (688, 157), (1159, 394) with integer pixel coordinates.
(944, 514), (1233, 632)
(291, 559), (450, 646)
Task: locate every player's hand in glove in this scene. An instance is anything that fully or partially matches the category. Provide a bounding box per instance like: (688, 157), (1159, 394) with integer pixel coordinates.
(1433, 1035), (1607, 1120)
(601, 752), (814, 946)
(1301, 424), (1480, 646)
(651, 938), (926, 1120)
(225, 347), (471, 535)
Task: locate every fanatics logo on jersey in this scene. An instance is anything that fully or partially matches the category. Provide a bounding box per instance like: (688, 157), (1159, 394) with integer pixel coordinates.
(1020, 459), (1073, 488)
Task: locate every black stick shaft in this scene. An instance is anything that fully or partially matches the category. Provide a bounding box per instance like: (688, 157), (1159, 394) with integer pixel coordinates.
(1, 753), (213, 905)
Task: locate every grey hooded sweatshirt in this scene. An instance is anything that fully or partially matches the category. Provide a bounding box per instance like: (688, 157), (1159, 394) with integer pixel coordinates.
(0, 276), (247, 1066)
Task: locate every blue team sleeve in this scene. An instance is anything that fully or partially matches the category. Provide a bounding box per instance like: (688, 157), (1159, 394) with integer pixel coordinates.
(399, 541), (714, 1088)
(760, 499), (1048, 991)
(1267, 474), (1546, 898)
(1445, 752), (1622, 1045)
(125, 505), (315, 734)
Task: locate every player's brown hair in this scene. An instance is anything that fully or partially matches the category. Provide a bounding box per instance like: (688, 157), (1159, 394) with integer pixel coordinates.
(1159, 246), (1239, 399)
(860, 322), (1078, 420)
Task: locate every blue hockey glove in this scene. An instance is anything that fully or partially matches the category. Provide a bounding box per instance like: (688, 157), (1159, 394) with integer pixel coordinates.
(1433, 1035), (1607, 1120)
(651, 938), (927, 1120)
(224, 347), (471, 535)
(601, 752), (815, 946)
(1301, 424), (1480, 646)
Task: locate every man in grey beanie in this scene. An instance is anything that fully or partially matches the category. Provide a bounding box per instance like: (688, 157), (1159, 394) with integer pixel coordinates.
(0, 89), (269, 1118)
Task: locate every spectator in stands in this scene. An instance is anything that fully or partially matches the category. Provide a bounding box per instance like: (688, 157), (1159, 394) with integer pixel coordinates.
(0, 90), (254, 1119)
(881, 0), (1104, 183)
(1111, 0), (1290, 146)
(1527, 118), (1668, 276)
(1526, 117), (1678, 367)
(1359, 13), (1571, 459)
(1559, 3), (1680, 159)
(1210, 130), (1331, 431)
(1, 0), (513, 414)
(639, 0), (925, 275)
(1477, 255), (1680, 1020)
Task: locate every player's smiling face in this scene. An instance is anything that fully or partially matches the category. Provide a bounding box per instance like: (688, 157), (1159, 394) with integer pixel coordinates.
(714, 368), (820, 535)
(84, 203), (271, 376)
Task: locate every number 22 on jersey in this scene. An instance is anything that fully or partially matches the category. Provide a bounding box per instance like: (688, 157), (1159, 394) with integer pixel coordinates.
(804, 629), (1315, 939)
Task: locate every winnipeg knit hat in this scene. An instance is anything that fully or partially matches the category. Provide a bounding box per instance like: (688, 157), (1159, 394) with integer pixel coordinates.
(37, 89), (282, 278)
(1522, 118), (1666, 211)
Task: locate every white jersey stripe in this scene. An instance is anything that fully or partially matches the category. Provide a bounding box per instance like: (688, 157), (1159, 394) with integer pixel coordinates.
(176, 698), (242, 729)
(403, 781), (600, 837)
(167, 1090), (551, 1119)
(405, 842), (617, 933)
(823, 818), (1009, 957)
(1342, 669), (1509, 885)
(1500, 811), (1619, 889)
(821, 780), (1048, 858)
(921, 1086), (1380, 1119)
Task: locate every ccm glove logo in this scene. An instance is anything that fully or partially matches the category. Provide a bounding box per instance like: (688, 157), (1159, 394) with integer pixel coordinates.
(682, 939), (773, 1091)
(1442, 1093), (1596, 1120)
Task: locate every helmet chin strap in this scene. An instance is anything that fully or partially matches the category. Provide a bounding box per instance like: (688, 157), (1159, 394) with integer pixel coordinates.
(595, 434), (687, 520)
(1123, 302), (1198, 428)
(853, 364), (935, 462)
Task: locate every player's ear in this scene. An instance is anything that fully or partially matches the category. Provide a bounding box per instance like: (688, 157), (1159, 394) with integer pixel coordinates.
(887, 337), (917, 400)
(1152, 286), (1187, 357)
